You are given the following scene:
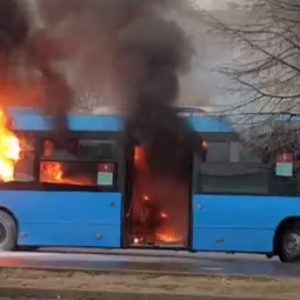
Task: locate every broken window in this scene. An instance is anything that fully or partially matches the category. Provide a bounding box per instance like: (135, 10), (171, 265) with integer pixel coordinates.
(13, 135), (36, 183)
(40, 138), (118, 188)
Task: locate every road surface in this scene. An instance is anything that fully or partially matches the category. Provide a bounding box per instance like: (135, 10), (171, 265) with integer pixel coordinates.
(0, 249), (299, 278)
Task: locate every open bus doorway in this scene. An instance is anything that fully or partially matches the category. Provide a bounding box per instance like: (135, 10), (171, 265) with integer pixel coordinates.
(124, 145), (192, 249)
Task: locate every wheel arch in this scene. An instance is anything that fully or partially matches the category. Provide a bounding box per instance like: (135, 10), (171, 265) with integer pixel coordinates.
(273, 216), (300, 254)
(0, 206), (19, 231)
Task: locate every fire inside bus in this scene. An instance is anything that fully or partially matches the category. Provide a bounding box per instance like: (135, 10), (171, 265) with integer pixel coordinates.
(1, 107), (300, 263)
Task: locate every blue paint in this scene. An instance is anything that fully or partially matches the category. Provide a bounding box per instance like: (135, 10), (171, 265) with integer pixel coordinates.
(6, 107), (298, 255)
(0, 191), (122, 247)
(192, 194), (300, 253)
(7, 107), (233, 133)
(188, 116), (233, 133)
(8, 108), (123, 132)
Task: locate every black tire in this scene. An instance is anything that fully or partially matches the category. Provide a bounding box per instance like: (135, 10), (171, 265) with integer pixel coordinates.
(0, 211), (17, 251)
(278, 226), (300, 263)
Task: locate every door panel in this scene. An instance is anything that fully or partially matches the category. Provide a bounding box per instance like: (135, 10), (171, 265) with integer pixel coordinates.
(192, 194), (276, 253)
(0, 191), (122, 248)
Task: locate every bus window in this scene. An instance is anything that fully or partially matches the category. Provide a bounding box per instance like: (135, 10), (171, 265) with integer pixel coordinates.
(229, 141), (240, 163)
(14, 136), (36, 183)
(240, 144), (262, 163)
(77, 140), (116, 161)
(14, 153), (35, 182)
(42, 139), (77, 161)
(205, 142), (229, 163)
(197, 140), (270, 194)
(198, 164), (269, 194)
(40, 138), (118, 188)
(40, 161), (97, 186)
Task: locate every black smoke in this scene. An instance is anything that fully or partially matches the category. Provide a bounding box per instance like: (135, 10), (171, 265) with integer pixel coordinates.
(0, 0), (28, 81)
(39, 0), (198, 177)
(0, 0), (73, 136)
(0, 0), (28, 52)
(119, 16), (197, 177)
(2, 0), (198, 177)
(26, 32), (74, 137)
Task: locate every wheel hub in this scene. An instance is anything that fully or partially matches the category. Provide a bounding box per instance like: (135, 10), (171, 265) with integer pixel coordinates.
(284, 232), (300, 258)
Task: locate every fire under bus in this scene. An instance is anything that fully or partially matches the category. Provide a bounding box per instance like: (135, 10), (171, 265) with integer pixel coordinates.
(1, 107), (300, 263)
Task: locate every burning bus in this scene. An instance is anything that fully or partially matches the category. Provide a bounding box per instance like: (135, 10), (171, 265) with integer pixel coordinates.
(1, 107), (300, 263)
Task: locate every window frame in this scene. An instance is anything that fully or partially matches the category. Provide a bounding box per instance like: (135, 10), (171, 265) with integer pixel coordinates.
(194, 133), (274, 196)
(195, 160), (272, 196)
(0, 131), (125, 192)
(194, 133), (300, 197)
(38, 132), (123, 192)
(39, 159), (119, 190)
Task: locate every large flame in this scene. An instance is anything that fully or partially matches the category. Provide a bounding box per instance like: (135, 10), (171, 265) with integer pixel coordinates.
(40, 161), (95, 186)
(130, 146), (189, 247)
(42, 162), (63, 182)
(0, 109), (20, 182)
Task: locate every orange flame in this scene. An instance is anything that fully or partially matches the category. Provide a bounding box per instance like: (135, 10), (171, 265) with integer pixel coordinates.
(143, 194), (150, 201)
(160, 212), (168, 219)
(202, 140), (208, 150)
(133, 237), (140, 245)
(156, 232), (182, 243)
(0, 109), (20, 182)
(42, 162), (63, 182)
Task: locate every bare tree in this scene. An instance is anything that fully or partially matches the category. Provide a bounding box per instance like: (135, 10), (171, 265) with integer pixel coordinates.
(207, 0), (300, 114)
(203, 0), (300, 153)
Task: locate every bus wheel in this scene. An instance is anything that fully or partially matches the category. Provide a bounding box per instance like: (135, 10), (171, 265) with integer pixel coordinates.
(0, 211), (17, 251)
(278, 227), (300, 263)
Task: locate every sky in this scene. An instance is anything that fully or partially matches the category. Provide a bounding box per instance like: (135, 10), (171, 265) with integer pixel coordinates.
(177, 0), (240, 108)
(190, 0), (231, 10)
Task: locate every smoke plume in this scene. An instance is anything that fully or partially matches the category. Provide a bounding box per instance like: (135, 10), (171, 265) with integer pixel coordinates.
(0, 0), (28, 81)
(3, 0), (198, 177)
(0, 0), (73, 136)
(39, 0), (197, 176)
(119, 15), (196, 176)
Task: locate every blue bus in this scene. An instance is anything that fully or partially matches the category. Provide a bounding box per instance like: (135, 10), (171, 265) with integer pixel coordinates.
(0, 107), (300, 263)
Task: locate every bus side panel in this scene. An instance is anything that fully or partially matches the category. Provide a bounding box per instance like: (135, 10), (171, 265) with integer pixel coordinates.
(0, 191), (122, 248)
(192, 194), (300, 253)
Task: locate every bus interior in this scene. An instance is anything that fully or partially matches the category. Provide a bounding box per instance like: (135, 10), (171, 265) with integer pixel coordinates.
(124, 144), (192, 249)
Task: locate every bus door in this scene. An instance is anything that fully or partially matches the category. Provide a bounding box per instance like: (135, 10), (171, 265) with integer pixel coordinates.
(124, 144), (192, 249)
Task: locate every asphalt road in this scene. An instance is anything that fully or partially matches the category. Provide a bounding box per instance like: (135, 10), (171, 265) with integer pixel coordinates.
(0, 249), (299, 278)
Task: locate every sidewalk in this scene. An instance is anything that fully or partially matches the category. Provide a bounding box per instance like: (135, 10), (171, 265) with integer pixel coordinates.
(0, 269), (297, 300)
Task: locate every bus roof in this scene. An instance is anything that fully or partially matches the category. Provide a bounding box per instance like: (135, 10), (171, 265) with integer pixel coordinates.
(7, 107), (233, 133)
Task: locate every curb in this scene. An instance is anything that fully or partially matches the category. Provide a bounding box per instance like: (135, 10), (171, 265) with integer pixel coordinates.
(0, 287), (288, 300)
